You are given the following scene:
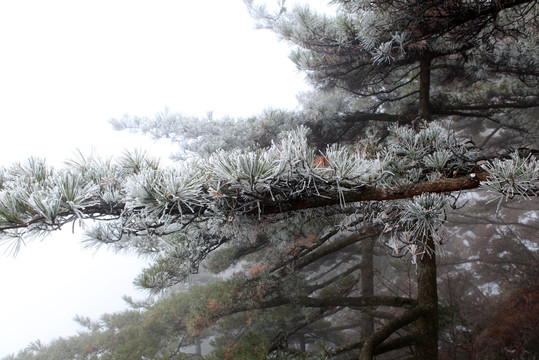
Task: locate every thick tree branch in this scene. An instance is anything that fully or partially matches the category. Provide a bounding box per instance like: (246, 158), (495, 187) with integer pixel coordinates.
(294, 229), (381, 270)
(256, 172), (489, 215)
(294, 295), (417, 309)
(316, 310), (422, 358)
(235, 295), (418, 314)
(0, 172), (491, 235)
(375, 334), (417, 356)
(341, 111), (416, 124)
(359, 306), (426, 360)
(438, 100), (539, 112)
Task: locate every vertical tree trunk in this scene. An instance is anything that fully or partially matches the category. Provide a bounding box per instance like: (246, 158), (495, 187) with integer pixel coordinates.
(419, 56), (432, 121)
(415, 55), (438, 359)
(195, 335), (202, 357)
(361, 238), (375, 338)
(299, 332), (306, 352)
(416, 235), (439, 359)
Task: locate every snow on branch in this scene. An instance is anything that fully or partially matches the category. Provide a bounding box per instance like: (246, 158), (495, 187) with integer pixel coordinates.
(0, 123), (536, 260)
(481, 151), (539, 204)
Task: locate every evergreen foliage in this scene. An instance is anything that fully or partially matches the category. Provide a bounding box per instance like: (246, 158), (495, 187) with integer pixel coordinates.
(2, 0), (538, 359)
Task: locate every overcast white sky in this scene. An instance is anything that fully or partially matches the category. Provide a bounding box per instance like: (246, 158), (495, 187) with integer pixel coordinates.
(0, 1), (329, 357)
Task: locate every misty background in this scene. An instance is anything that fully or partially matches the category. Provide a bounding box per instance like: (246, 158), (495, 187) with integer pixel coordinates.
(0, 1), (328, 356)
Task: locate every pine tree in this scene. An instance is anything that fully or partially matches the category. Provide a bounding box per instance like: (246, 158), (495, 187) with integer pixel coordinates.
(1, 1), (538, 359)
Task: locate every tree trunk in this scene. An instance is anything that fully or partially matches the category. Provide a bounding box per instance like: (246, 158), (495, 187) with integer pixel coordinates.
(415, 235), (439, 359)
(361, 238), (375, 338)
(299, 332), (306, 352)
(419, 56), (432, 121)
(415, 51), (438, 360)
(195, 335), (202, 357)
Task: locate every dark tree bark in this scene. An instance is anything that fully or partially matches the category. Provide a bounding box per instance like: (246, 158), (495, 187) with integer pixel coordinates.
(254, 172), (489, 215)
(414, 53), (439, 360)
(419, 56), (432, 121)
(360, 238), (375, 338)
(415, 235), (439, 360)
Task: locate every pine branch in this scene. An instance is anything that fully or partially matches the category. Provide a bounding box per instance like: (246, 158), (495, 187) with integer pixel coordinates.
(341, 111), (416, 124)
(374, 334), (417, 355)
(254, 172), (489, 215)
(438, 99), (539, 112)
(288, 295), (418, 309)
(217, 295), (418, 321)
(0, 171), (501, 235)
(359, 306), (426, 359)
(293, 229), (381, 271)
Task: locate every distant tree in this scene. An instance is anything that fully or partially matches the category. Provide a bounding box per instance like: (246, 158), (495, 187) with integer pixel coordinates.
(1, 1), (538, 359)
(471, 282), (539, 359)
(436, 194), (539, 359)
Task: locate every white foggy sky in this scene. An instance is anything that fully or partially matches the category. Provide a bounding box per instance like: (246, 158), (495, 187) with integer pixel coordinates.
(0, 1), (329, 357)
